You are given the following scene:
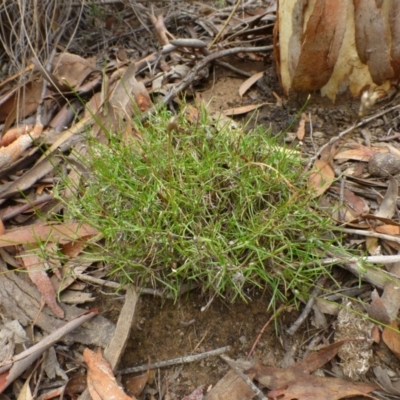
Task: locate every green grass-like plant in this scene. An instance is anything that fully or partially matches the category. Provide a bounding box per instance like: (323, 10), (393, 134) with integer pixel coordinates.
(65, 106), (336, 304)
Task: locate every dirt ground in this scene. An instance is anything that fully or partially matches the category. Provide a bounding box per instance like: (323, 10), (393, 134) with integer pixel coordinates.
(121, 291), (281, 397)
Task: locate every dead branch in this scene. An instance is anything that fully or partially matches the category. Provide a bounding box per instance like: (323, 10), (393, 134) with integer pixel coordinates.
(118, 345), (231, 375)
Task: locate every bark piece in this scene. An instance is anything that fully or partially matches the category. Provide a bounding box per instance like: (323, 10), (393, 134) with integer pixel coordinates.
(104, 285), (138, 370)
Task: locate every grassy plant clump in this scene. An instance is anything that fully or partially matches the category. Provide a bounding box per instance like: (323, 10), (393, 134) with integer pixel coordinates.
(67, 106), (336, 304)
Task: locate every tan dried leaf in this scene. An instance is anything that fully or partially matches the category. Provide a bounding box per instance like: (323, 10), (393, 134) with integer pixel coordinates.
(308, 150), (335, 199)
(84, 348), (134, 400)
(238, 71), (264, 97)
(382, 320), (400, 360)
(222, 102), (270, 116)
(52, 53), (96, 89)
(334, 145), (388, 161)
(0, 222), (98, 247)
(376, 176), (398, 219)
(19, 248), (64, 318)
(246, 341), (378, 400)
(296, 113), (309, 141)
(125, 370), (149, 398)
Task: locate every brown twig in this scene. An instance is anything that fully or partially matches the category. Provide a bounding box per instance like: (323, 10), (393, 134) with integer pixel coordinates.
(286, 276), (328, 336)
(75, 272), (198, 299)
(209, 0), (242, 48)
(148, 12), (170, 46)
(323, 249), (400, 290)
(342, 228), (400, 243)
(246, 304), (285, 360)
(378, 131), (400, 142)
(118, 345), (231, 375)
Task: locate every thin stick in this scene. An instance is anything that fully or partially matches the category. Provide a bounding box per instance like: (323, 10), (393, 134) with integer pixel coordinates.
(342, 228), (400, 243)
(326, 254), (400, 264)
(200, 46), (251, 76)
(305, 103), (400, 171)
(220, 354), (268, 400)
(321, 251), (400, 290)
(118, 345), (231, 375)
(75, 273), (197, 299)
(338, 176), (346, 222)
(209, 0), (242, 48)
(247, 304), (285, 360)
(215, 59), (251, 76)
(286, 276), (328, 336)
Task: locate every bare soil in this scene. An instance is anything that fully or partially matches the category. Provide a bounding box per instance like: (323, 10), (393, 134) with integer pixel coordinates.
(121, 291), (281, 397)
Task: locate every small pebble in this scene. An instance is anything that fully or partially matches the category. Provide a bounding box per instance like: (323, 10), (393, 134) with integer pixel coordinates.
(239, 335), (247, 345)
(368, 153), (400, 177)
(312, 131), (325, 138)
